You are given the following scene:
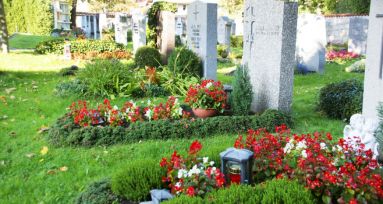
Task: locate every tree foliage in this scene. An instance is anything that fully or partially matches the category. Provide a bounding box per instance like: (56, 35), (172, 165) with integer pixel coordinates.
(0, 0), (9, 53)
(3, 0), (53, 35)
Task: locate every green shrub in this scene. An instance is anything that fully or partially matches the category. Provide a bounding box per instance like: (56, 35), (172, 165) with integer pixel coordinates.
(35, 39), (124, 55)
(208, 184), (262, 203)
(335, 0), (370, 14)
(58, 65), (79, 76)
(167, 47), (202, 77)
(231, 66), (253, 116)
(376, 103), (383, 159)
(111, 160), (163, 202)
(260, 179), (315, 204)
(158, 68), (200, 96)
(35, 38), (65, 54)
(318, 79), (363, 120)
(217, 45), (229, 59)
(147, 2), (177, 47)
(55, 79), (88, 97)
(164, 195), (204, 204)
(75, 179), (122, 204)
(260, 109), (293, 132)
(230, 36), (243, 48)
(135, 46), (162, 68)
(77, 59), (134, 98)
(48, 110), (292, 147)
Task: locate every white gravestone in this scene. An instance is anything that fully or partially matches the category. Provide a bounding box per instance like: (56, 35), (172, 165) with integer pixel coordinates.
(348, 17), (369, 55)
(243, 0), (298, 113)
(296, 14), (327, 74)
(114, 13), (129, 45)
(363, 0), (383, 121)
(132, 14), (147, 53)
(217, 16), (232, 47)
(176, 17), (184, 36)
(187, 1), (218, 80)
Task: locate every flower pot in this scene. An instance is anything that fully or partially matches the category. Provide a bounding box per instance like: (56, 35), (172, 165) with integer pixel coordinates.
(192, 108), (218, 118)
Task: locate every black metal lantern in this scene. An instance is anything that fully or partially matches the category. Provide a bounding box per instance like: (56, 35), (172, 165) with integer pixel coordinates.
(220, 148), (253, 185)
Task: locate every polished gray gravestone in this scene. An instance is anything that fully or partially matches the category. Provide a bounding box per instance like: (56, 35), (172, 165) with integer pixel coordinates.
(218, 16), (232, 47)
(132, 13), (146, 53)
(187, 0), (217, 80)
(296, 14), (327, 74)
(158, 11), (175, 63)
(363, 0), (383, 121)
(243, 0), (298, 113)
(348, 17), (369, 55)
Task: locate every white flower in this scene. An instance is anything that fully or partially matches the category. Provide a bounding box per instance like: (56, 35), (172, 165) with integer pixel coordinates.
(203, 157), (209, 164)
(177, 169), (187, 178)
(283, 142), (294, 154)
(147, 99), (151, 106)
(145, 109), (153, 120)
(188, 165), (201, 177)
(212, 167), (216, 172)
(177, 107), (183, 116)
(206, 82), (213, 88)
(296, 141), (307, 150)
(210, 161), (215, 166)
(113, 105), (119, 110)
(320, 142), (327, 150)
(301, 150), (308, 158)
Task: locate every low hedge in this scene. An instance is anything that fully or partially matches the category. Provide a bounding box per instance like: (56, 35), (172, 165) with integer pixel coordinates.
(47, 110), (292, 147)
(35, 39), (125, 55)
(75, 179), (123, 204)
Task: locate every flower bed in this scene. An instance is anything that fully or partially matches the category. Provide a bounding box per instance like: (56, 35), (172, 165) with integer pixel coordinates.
(326, 50), (360, 64)
(234, 126), (383, 203)
(47, 99), (292, 147)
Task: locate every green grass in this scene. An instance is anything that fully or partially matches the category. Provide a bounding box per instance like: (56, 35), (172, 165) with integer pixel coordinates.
(0, 57), (365, 203)
(9, 34), (58, 49)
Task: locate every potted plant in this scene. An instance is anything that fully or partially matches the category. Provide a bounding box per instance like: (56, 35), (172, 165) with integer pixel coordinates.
(185, 80), (227, 118)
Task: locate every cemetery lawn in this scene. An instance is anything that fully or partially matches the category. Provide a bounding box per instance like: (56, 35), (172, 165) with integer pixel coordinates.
(0, 60), (363, 203)
(9, 34), (58, 50)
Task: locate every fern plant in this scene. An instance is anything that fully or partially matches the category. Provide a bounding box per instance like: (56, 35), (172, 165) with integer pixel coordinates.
(231, 65), (253, 116)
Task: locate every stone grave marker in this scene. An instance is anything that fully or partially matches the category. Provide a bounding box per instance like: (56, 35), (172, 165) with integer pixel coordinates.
(363, 0), (383, 121)
(158, 11), (176, 63)
(114, 13), (129, 45)
(296, 14), (327, 74)
(187, 1), (217, 80)
(176, 17), (184, 36)
(218, 16), (232, 47)
(243, 0), (298, 113)
(132, 13), (146, 53)
(348, 17), (369, 55)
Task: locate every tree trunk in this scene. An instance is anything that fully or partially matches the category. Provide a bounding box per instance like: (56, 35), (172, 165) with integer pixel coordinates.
(70, 0), (77, 29)
(0, 0), (9, 54)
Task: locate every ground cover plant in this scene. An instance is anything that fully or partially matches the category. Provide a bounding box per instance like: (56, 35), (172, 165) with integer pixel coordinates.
(0, 54), (365, 203)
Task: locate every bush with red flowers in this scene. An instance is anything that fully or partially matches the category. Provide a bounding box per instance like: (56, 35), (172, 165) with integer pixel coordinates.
(160, 140), (225, 197)
(185, 80), (227, 113)
(69, 96), (190, 127)
(234, 126), (383, 204)
(326, 50), (360, 64)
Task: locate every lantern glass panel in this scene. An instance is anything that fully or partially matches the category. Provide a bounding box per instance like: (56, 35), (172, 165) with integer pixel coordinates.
(226, 161), (241, 184)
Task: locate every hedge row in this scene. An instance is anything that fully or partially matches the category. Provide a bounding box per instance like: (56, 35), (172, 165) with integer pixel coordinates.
(35, 39), (125, 55)
(47, 109), (292, 147)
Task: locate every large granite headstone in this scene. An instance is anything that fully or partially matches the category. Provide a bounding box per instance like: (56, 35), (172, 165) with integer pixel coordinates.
(243, 0), (298, 113)
(218, 16), (232, 47)
(132, 14), (146, 53)
(296, 14), (327, 74)
(363, 0), (383, 121)
(187, 1), (217, 80)
(158, 11), (176, 63)
(348, 17), (369, 55)
(114, 13), (129, 45)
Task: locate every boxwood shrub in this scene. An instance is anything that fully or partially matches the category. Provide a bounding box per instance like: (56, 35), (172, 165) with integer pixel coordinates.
(47, 110), (292, 147)
(134, 46), (162, 68)
(167, 46), (202, 77)
(318, 79), (363, 120)
(111, 160), (163, 202)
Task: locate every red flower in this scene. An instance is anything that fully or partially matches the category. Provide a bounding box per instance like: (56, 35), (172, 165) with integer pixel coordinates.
(186, 186), (195, 197)
(349, 198), (358, 204)
(189, 140), (202, 155)
(160, 158), (168, 167)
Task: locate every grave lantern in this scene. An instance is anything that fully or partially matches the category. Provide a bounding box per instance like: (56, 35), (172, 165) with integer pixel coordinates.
(220, 147), (253, 185)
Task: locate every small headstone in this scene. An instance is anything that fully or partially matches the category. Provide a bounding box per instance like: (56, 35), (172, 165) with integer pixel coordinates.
(296, 14), (327, 74)
(363, 0), (383, 121)
(348, 17), (369, 55)
(230, 20), (236, 35)
(63, 41), (71, 60)
(158, 11), (176, 63)
(187, 0), (218, 80)
(243, 0), (298, 113)
(175, 17), (184, 36)
(132, 13), (147, 53)
(114, 13), (129, 45)
(218, 16), (232, 47)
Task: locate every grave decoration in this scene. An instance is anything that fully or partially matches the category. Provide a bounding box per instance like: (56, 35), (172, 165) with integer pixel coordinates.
(219, 148), (253, 185)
